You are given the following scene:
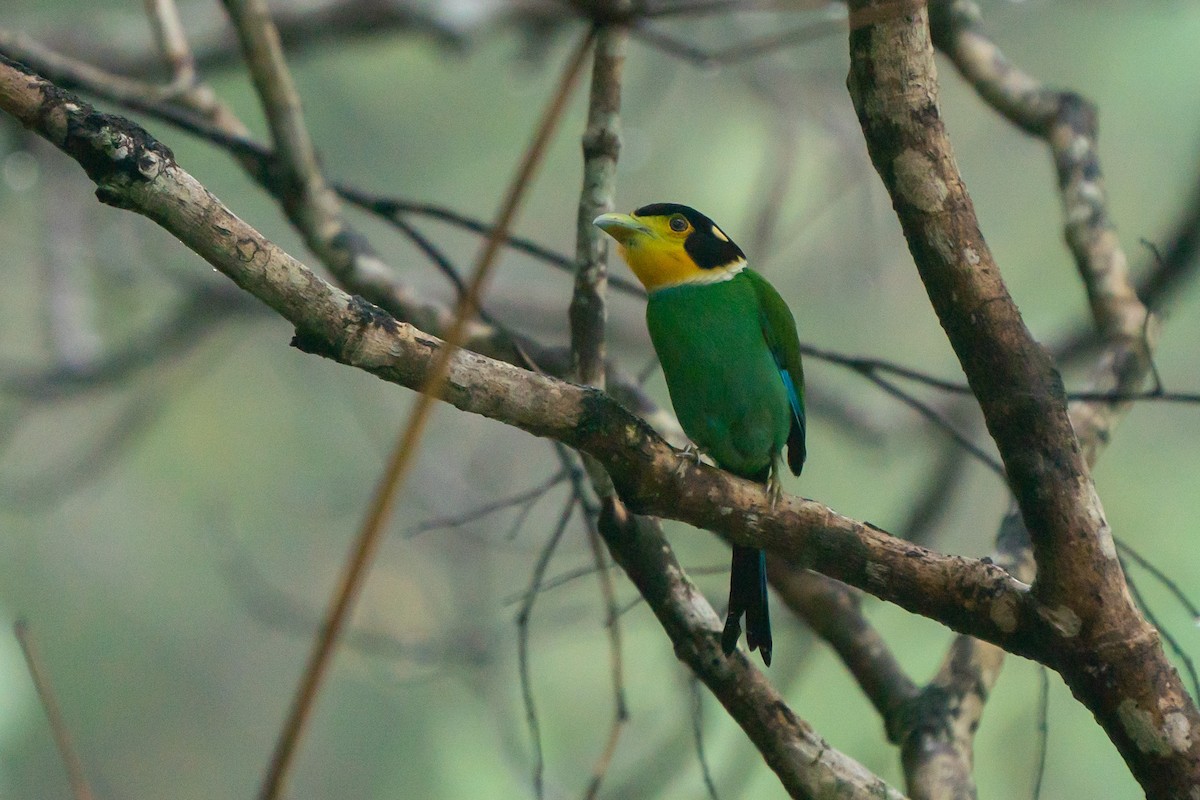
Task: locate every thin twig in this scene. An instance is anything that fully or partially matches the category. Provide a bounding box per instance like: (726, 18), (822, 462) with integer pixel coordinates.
(564, 448), (628, 800)
(14, 620), (96, 800)
(861, 371), (1004, 477)
(516, 489), (581, 799)
(1114, 538), (1200, 620)
(803, 341), (1200, 405)
(690, 676), (721, 800)
(1121, 555), (1200, 703)
(255, 30), (595, 800)
(1032, 665), (1050, 800)
(0, 26), (236, 122)
(631, 15), (843, 67)
(338, 189), (647, 298)
(143, 0), (197, 92)
(569, 22), (629, 798)
(403, 468), (570, 539)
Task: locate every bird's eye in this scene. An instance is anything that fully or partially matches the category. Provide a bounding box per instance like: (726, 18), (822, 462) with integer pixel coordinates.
(668, 216), (688, 233)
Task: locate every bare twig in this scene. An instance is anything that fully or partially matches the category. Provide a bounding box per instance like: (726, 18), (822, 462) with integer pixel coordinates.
(689, 676), (721, 800)
(581, 507), (627, 800)
(336, 190), (647, 298)
(860, 370), (1003, 477)
(403, 468), (570, 538)
(14, 620), (96, 800)
(0, 26), (245, 132)
(1121, 555), (1200, 704)
(1115, 538), (1200, 622)
(1032, 666), (1049, 800)
(516, 488), (580, 799)
(631, 14), (843, 67)
(143, 0), (197, 92)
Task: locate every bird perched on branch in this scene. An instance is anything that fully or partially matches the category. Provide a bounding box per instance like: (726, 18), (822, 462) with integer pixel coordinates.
(595, 203), (805, 666)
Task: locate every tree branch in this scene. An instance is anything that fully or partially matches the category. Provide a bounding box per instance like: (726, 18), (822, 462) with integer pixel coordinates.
(0, 53), (1043, 651)
(597, 500), (906, 799)
(12, 50), (1199, 795)
(845, 3), (1200, 795)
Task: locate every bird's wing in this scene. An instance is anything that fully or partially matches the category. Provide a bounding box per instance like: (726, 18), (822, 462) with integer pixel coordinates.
(746, 270), (806, 475)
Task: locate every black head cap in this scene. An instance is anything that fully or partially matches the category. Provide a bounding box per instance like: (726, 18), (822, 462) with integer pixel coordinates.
(633, 203), (745, 270)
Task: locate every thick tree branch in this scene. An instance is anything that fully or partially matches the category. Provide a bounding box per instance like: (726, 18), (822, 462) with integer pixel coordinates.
(845, 3), (1200, 795)
(882, 3), (1166, 796)
(0, 21), (683, 445)
(847, 1), (1096, 614)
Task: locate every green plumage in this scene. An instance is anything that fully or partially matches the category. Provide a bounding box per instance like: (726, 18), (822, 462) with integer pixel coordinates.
(593, 204), (806, 667)
(647, 270), (805, 667)
(647, 271), (804, 480)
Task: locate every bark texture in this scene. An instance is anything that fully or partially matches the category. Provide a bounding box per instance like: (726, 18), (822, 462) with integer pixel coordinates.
(844, 4), (1200, 796)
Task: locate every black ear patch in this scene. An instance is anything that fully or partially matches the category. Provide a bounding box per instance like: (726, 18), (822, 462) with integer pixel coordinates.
(633, 202), (745, 270)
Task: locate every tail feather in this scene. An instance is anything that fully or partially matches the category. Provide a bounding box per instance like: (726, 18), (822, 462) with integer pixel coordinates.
(722, 545), (773, 666)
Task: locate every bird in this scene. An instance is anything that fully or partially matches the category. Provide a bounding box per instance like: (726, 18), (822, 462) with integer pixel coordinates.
(594, 202), (805, 666)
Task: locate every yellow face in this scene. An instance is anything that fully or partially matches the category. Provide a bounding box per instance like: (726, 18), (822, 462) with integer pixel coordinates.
(594, 209), (744, 292)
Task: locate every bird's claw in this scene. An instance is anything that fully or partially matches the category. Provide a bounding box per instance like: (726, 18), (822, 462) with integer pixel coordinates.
(675, 444), (702, 477)
(767, 453), (785, 509)
(767, 474), (783, 509)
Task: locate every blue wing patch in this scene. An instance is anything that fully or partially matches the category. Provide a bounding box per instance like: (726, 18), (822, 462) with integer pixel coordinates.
(778, 368), (806, 475)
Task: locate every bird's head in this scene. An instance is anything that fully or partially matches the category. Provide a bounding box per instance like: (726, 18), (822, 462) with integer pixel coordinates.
(594, 203), (746, 292)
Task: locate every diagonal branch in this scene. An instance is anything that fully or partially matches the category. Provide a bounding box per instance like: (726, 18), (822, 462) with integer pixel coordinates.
(1, 45), (916, 800)
(220, 0), (392, 300)
(0, 22), (685, 447)
(844, 3), (1200, 795)
(597, 500), (906, 799)
(0, 56), (1050, 653)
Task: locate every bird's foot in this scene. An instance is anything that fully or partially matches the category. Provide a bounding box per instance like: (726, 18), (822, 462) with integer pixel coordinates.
(766, 453), (786, 509)
(675, 444), (702, 478)
(766, 474), (783, 509)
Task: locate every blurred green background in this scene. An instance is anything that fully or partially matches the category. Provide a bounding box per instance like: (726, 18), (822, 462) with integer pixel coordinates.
(2, 1), (1200, 798)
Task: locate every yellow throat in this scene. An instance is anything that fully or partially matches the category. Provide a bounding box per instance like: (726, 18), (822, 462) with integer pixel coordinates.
(594, 208), (746, 292)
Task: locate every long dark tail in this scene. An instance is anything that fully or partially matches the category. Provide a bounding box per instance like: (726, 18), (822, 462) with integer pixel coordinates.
(722, 545), (772, 666)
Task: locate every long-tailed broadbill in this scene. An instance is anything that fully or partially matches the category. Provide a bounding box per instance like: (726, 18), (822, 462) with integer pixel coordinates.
(595, 203), (805, 666)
